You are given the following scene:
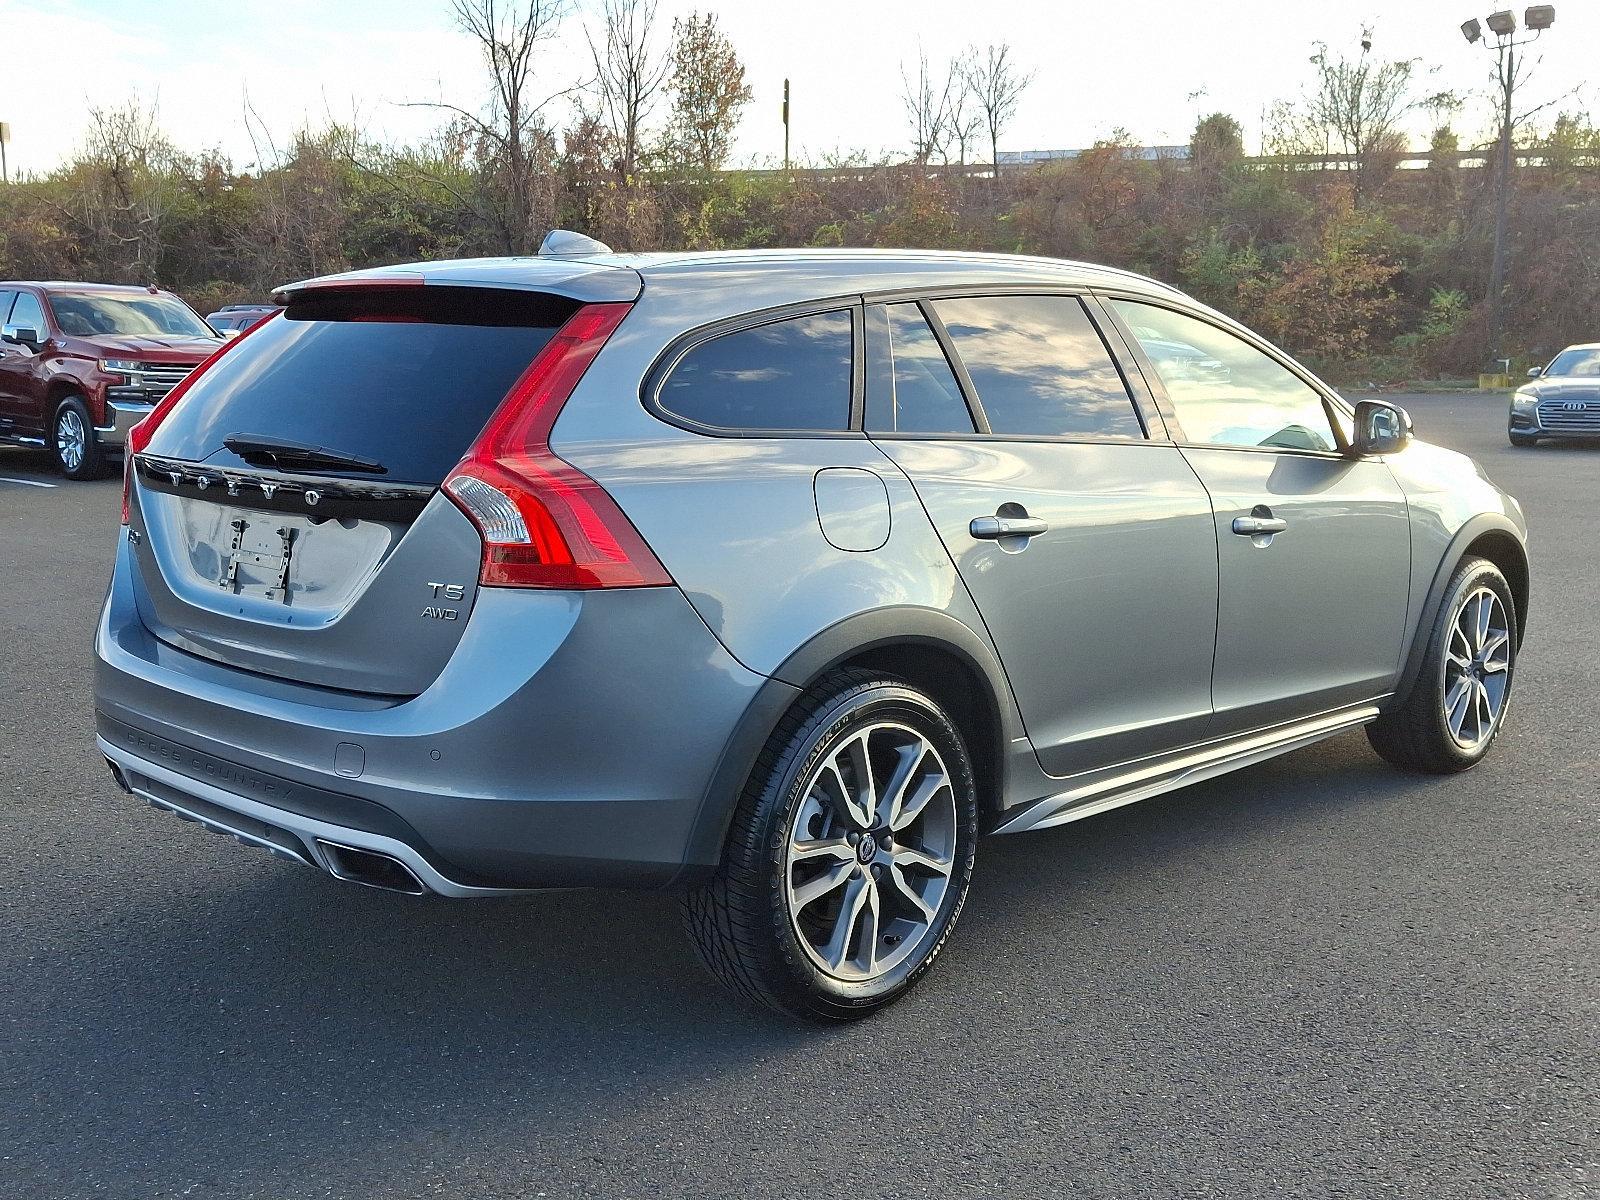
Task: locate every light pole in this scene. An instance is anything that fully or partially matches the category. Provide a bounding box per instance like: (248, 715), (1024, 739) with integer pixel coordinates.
(1459, 5), (1555, 360)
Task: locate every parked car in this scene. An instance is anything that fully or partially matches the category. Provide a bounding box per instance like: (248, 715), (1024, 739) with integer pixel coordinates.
(94, 237), (1530, 1020)
(1509, 343), (1600, 445)
(206, 304), (280, 337)
(0, 282), (222, 479)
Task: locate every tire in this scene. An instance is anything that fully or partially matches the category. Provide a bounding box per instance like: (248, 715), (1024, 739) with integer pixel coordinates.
(51, 396), (109, 480)
(683, 669), (979, 1021)
(1508, 432), (1539, 447)
(1367, 555), (1518, 774)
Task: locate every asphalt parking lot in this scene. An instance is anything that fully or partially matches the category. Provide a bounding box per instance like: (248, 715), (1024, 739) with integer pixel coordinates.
(2, 394), (1596, 1200)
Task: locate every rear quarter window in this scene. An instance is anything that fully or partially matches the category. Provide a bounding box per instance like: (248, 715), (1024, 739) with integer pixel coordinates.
(656, 309), (854, 432)
(865, 302), (976, 435)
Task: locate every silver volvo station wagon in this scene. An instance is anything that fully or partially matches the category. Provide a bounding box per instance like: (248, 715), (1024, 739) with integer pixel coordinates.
(95, 234), (1530, 1020)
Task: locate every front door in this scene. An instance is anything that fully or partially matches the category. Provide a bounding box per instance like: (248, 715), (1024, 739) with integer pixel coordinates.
(1107, 298), (1412, 733)
(864, 295), (1219, 778)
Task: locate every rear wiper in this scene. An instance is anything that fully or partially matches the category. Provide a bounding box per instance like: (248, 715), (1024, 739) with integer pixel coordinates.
(223, 434), (387, 475)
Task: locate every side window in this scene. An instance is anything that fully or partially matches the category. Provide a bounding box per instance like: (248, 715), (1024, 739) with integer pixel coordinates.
(0, 291), (15, 325)
(929, 295), (1144, 439)
(1111, 300), (1340, 453)
(9, 291), (45, 335)
(658, 309), (853, 432)
(865, 302), (975, 434)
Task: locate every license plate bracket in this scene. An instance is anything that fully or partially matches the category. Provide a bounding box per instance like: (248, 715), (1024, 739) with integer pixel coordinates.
(219, 517), (296, 601)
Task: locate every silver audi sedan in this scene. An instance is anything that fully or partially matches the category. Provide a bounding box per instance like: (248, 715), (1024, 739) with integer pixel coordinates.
(1509, 343), (1600, 445)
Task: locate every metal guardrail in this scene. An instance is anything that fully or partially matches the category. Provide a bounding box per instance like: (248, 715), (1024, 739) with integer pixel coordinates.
(730, 148), (1595, 180)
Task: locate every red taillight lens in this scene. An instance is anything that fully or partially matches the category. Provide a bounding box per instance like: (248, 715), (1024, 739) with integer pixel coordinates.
(120, 313), (278, 524)
(444, 302), (670, 589)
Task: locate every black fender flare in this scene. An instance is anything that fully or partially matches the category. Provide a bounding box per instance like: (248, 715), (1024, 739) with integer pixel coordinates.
(1393, 513), (1529, 707)
(674, 607), (1021, 882)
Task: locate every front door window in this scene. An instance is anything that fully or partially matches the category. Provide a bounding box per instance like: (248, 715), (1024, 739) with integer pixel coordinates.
(1110, 300), (1345, 452)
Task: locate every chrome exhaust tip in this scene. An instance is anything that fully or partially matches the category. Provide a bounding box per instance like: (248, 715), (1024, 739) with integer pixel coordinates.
(315, 839), (429, 896)
(105, 757), (133, 795)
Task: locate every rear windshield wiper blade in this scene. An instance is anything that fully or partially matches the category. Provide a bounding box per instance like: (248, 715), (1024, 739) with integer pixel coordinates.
(223, 434), (387, 475)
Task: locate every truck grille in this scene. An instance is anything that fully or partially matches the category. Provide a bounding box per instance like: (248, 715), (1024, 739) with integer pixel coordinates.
(1538, 397), (1600, 433)
(108, 362), (200, 403)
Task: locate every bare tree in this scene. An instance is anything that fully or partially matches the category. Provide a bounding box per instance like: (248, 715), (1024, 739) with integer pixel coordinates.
(240, 112), (355, 286)
(586, 0), (669, 180)
(1270, 35), (1453, 205)
(947, 51), (983, 167)
(417, 0), (576, 253)
(662, 12), (752, 173)
(901, 49), (955, 165)
(964, 43), (1033, 179)
(49, 97), (188, 284)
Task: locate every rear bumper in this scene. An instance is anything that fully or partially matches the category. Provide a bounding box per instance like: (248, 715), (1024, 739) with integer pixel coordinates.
(100, 732), (518, 895)
(94, 531), (785, 890)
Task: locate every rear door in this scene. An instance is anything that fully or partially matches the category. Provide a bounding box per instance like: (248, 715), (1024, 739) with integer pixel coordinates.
(1105, 297), (1411, 733)
(867, 294), (1219, 777)
(128, 286), (580, 695)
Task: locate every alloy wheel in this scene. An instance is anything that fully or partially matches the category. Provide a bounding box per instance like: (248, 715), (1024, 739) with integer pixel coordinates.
(56, 408), (86, 472)
(1442, 586), (1512, 750)
(783, 721), (957, 982)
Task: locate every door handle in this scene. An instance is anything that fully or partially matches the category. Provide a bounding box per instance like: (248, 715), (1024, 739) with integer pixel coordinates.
(970, 514), (1049, 540)
(1232, 515), (1287, 536)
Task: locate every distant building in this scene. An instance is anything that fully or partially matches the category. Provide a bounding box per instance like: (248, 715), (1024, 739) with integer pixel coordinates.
(998, 146), (1191, 165)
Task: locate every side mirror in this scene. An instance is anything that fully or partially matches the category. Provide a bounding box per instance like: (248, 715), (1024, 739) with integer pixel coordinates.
(1527, 366), (1542, 378)
(1351, 400), (1413, 457)
(1, 323), (42, 349)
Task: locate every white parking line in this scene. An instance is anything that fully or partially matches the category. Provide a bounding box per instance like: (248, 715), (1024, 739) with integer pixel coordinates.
(0, 476), (59, 488)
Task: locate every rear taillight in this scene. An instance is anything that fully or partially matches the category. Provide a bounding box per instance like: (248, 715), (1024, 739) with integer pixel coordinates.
(120, 313), (278, 524)
(444, 302), (670, 589)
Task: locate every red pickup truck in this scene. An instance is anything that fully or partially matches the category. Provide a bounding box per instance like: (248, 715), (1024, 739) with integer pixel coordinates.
(0, 282), (222, 479)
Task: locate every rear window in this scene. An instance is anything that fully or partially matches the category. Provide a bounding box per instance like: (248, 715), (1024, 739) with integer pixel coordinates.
(147, 287), (577, 485)
(657, 309), (853, 431)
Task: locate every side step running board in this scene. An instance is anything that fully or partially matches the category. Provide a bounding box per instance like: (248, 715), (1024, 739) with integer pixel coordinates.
(996, 705), (1382, 835)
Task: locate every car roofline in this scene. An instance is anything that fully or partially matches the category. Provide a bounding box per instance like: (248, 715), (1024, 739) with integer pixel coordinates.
(273, 248), (1192, 309)
(2, 281), (186, 295)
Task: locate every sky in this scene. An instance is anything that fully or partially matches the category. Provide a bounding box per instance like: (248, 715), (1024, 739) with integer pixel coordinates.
(0, 0), (1594, 178)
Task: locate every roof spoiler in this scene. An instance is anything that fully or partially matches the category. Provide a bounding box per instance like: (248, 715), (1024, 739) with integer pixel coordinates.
(271, 254), (640, 307)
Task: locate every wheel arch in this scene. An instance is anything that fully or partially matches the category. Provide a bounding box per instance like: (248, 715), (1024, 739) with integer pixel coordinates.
(1466, 529), (1529, 642)
(46, 377), (91, 423)
(1394, 514), (1530, 706)
(676, 608), (1021, 883)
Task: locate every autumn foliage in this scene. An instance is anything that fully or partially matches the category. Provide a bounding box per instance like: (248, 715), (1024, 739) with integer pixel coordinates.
(1, 82), (1595, 381)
